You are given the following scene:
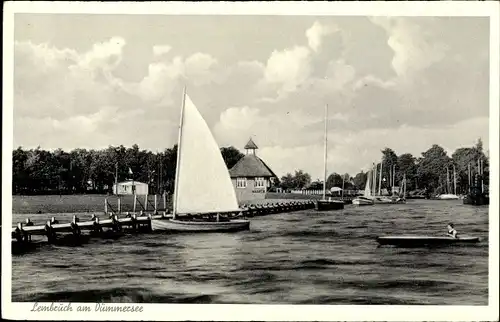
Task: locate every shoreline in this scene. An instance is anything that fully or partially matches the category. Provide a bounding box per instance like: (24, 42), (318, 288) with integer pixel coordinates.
(10, 193), (325, 215)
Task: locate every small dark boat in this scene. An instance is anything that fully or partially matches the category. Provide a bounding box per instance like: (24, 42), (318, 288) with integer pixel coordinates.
(376, 235), (480, 247)
(315, 199), (345, 211)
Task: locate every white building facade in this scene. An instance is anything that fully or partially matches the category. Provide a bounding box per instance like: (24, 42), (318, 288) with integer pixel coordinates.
(113, 180), (149, 195)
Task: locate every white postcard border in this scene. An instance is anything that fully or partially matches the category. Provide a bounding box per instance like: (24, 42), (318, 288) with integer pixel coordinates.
(2, 1), (499, 321)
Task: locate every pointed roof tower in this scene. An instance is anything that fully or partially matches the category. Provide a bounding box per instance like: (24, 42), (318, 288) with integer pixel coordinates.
(229, 138), (277, 179)
(244, 138), (258, 155)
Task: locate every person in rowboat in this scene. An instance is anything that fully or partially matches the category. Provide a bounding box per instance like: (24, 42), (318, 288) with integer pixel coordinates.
(447, 223), (458, 238)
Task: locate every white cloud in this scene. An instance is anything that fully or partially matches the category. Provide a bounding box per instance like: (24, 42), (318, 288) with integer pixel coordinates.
(306, 21), (338, 52)
(262, 46), (311, 93)
(153, 45), (172, 56)
(184, 52), (218, 86)
(78, 36), (126, 71)
(369, 17), (448, 79)
(137, 58), (184, 102)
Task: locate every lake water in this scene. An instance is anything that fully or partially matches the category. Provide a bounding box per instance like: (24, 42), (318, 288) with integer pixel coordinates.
(11, 199), (489, 305)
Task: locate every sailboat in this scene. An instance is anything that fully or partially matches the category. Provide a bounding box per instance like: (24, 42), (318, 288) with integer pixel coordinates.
(437, 166), (459, 200)
(151, 88), (250, 232)
(355, 162), (405, 205)
(370, 161), (395, 203)
(315, 104), (344, 211)
(352, 170), (375, 206)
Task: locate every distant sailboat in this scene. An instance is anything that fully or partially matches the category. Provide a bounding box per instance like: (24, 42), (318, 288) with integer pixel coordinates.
(151, 88), (250, 232)
(352, 170), (374, 206)
(437, 166), (459, 200)
(315, 104), (344, 211)
(356, 161), (405, 205)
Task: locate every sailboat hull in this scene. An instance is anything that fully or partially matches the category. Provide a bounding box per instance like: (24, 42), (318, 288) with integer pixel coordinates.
(352, 197), (374, 206)
(151, 218), (250, 232)
(437, 194), (460, 200)
(371, 197), (406, 204)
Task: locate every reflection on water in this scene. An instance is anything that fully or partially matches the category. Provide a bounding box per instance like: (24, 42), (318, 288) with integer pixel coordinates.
(12, 199), (488, 305)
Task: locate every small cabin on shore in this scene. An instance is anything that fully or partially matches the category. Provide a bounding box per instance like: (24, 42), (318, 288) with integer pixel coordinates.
(229, 138), (278, 202)
(113, 180), (148, 195)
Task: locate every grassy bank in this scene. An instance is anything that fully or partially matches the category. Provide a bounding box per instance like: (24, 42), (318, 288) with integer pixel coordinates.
(12, 194), (172, 215)
(11, 193), (323, 214)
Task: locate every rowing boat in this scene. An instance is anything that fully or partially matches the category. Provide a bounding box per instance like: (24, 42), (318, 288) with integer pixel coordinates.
(376, 235), (480, 247)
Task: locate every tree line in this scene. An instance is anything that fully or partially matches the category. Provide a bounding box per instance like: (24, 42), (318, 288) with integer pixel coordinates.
(12, 138), (488, 196)
(12, 144), (244, 195)
(278, 138), (489, 196)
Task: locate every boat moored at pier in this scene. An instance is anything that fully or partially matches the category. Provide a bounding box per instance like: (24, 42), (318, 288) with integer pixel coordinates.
(150, 88), (250, 233)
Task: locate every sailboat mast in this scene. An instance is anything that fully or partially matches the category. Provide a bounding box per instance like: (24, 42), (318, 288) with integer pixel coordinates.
(392, 164), (396, 192)
(477, 158), (481, 193)
(341, 175), (345, 199)
(173, 86), (187, 219)
(378, 160), (383, 196)
(322, 104), (328, 200)
(446, 167), (451, 193)
(468, 162), (471, 192)
(403, 173), (407, 197)
(481, 160), (484, 193)
(453, 164), (457, 195)
(372, 163), (377, 196)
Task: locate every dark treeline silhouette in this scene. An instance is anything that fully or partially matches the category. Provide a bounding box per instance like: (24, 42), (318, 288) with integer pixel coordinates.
(12, 139), (489, 197)
(12, 144), (244, 195)
(279, 138), (489, 196)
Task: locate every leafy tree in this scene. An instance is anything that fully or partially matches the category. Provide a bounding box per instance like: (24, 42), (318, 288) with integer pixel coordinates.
(221, 146), (245, 169)
(352, 171), (367, 190)
(416, 144), (451, 194)
(326, 172), (343, 189)
(396, 153), (417, 191)
(280, 173), (295, 190)
(293, 170), (311, 189)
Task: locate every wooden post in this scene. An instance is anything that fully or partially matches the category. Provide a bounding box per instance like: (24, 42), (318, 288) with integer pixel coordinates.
(144, 194), (148, 211)
(104, 198), (108, 214)
(154, 194), (157, 213)
(118, 197), (121, 214)
(133, 194), (137, 214)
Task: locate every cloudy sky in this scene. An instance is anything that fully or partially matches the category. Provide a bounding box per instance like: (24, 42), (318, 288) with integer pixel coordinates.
(13, 14), (490, 179)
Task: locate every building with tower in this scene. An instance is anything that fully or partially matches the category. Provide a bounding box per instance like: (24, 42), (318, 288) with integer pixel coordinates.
(229, 138), (278, 202)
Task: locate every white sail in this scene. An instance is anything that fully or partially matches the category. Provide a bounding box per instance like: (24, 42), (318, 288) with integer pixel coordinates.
(364, 171), (372, 197)
(174, 93), (239, 214)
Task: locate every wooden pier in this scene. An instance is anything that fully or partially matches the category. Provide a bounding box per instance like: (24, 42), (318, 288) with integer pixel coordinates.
(11, 200), (316, 252)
